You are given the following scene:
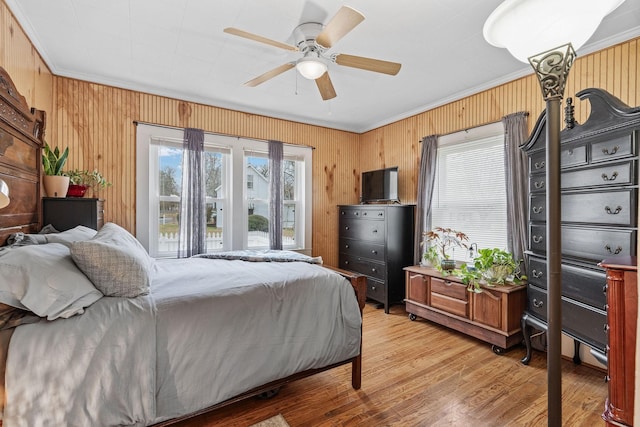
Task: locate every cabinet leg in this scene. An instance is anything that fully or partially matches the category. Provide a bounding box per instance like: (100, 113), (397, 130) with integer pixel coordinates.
(521, 313), (533, 365)
(572, 340), (581, 365)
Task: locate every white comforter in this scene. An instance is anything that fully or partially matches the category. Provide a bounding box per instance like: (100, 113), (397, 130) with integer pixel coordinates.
(4, 258), (362, 426)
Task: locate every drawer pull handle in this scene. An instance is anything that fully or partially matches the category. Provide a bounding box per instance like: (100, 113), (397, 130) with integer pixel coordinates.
(371, 286), (376, 291)
(534, 180), (545, 189)
(532, 235), (543, 244)
(601, 171), (618, 181)
(361, 212), (366, 216)
(602, 145), (619, 155)
(532, 206), (543, 214)
(605, 245), (622, 255)
(604, 324), (610, 333)
(534, 161), (545, 170)
(371, 250), (377, 254)
(344, 261), (349, 265)
(603, 284), (608, 293)
(532, 269), (543, 279)
(378, 212), (383, 216)
(533, 298), (544, 308)
(372, 229), (378, 233)
(604, 205), (622, 215)
(371, 268), (377, 273)
(444, 280), (453, 286)
(344, 226), (350, 230)
(344, 244), (349, 249)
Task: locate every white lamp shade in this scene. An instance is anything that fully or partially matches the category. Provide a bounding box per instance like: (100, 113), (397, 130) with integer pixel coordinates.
(0, 178), (9, 209)
(296, 56), (328, 80)
(483, 0), (627, 62)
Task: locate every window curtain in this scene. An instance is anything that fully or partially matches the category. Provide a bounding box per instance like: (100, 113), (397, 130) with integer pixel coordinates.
(178, 128), (206, 258)
(268, 140), (283, 250)
(502, 112), (529, 273)
(414, 135), (439, 264)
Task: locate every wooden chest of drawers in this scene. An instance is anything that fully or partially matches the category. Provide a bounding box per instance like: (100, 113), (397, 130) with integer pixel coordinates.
(404, 266), (527, 352)
(338, 204), (414, 313)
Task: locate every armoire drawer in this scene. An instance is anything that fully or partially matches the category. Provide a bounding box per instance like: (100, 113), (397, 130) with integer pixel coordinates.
(590, 132), (635, 163)
(339, 218), (385, 242)
(561, 160), (635, 190)
(526, 285), (608, 351)
(530, 224), (636, 262)
(339, 238), (385, 262)
(560, 189), (637, 226)
(339, 254), (386, 281)
(527, 255), (606, 309)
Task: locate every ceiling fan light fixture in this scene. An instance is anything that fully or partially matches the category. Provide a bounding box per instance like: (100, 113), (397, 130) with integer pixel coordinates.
(296, 54), (327, 80)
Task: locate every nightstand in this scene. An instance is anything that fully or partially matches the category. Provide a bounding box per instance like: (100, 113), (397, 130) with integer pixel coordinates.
(42, 198), (104, 231)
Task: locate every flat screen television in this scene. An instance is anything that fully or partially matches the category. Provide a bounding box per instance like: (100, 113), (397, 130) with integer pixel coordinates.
(361, 166), (399, 203)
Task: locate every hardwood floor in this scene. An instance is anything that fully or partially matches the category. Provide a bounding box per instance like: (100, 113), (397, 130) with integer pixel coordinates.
(175, 303), (607, 426)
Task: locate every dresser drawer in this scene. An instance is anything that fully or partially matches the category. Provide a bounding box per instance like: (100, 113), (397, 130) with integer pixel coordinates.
(529, 194), (545, 222)
(339, 254), (386, 281)
(590, 132), (635, 163)
(339, 238), (385, 262)
(366, 278), (386, 302)
(527, 285), (607, 351)
(430, 277), (469, 318)
(529, 173), (546, 193)
(530, 224), (636, 262)
(527, 255), (606, 309)
(561, 189), (637, 226)
(339, 207), (385, 220)
(339, 218), (385, 242)
(561, 160), (635, 190)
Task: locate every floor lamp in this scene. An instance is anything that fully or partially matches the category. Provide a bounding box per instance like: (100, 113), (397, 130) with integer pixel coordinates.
(483, 0), (627, 425)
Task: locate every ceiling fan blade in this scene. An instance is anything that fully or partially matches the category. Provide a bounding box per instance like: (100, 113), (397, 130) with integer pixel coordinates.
(335, 53), (401, 76)
(315, 72), (337, 101)
(224, 27), (298, 51)
(244, 63), (295, 87)
(316, 6), (365, 49)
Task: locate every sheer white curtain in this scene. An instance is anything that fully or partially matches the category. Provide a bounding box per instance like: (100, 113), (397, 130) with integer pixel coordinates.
(178, 128), (206, 258)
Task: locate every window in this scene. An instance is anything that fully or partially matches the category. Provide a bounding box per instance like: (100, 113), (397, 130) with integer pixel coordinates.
(431, 123), (507, 261)
(136, 124), (312, 257)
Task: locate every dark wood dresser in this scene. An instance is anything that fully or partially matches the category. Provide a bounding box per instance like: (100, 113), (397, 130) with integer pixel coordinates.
(520, 88), (639, 365)
(338, 204), (414, 313)
(600, 256), (637, 427)
(42, 197), (105, 231)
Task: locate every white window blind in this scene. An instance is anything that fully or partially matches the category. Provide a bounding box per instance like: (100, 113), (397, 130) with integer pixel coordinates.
(431, 129), (507, 261)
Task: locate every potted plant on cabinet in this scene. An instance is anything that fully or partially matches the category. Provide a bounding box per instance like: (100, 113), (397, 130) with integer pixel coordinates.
(422, 227), (469, 272)
(42, 143), (70, 197)
(64, 169), (111, 197)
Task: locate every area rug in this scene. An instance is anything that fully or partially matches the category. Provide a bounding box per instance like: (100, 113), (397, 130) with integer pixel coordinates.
(249, 414), (290, 427)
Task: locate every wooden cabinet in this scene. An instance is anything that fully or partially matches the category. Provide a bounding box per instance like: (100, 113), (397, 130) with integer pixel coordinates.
(600, 256), (637, 427)
(338, 204), (414, 313)
(404, 266), (526, 352)
(520, 88), (639, 365)
(42, 197), (104, 231)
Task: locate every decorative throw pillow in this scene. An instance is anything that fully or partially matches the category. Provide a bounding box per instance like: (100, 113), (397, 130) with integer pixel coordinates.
(70, 223), (154, 298)
(0, 243), (103, 320)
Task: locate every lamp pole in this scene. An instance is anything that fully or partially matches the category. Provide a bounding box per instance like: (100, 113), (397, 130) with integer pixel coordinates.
(528, 43), (576, 427)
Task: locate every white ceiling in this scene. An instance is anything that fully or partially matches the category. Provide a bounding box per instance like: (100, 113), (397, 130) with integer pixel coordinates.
(6, 0), (640, 133)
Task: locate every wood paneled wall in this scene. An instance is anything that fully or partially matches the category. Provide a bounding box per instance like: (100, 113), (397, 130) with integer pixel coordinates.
(2, 0), (639, 267)
(361, 38), (640, 206)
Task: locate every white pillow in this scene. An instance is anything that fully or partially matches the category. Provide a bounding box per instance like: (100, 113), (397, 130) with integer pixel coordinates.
(0, 243), (103, 320)
(70, 223), (154, 298)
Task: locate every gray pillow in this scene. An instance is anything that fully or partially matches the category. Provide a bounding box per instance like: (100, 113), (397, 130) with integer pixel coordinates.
(70, 223), (154, 297)
(0, 243), (103, 320)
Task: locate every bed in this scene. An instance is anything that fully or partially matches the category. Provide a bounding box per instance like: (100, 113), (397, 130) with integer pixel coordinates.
(0, 66), (365, 426)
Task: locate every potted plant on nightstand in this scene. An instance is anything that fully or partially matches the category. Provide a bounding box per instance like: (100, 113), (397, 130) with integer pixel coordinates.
(64, 169), (111, 197)
(42, 143), (70, 197)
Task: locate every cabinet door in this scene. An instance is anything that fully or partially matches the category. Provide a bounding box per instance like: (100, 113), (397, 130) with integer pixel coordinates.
(406, 272), (428, 305)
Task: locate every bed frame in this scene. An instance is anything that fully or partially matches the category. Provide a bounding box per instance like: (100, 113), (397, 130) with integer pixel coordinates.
(0, 66), (366, 425)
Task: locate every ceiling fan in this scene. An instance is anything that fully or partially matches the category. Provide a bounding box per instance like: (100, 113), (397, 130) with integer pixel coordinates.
(224, 6), (401, 101)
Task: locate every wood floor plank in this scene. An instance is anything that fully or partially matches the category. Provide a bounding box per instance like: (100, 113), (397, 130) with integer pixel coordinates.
(174, 304), (607, 426)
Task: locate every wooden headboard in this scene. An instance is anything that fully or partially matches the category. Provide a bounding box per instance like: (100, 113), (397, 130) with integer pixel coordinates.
(0, 67), (46, 246)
